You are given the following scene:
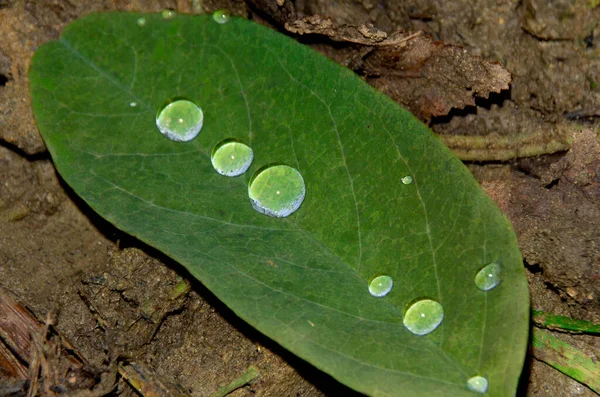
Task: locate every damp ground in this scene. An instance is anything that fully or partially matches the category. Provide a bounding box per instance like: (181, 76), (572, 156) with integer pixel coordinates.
(0, 0), (598, 396)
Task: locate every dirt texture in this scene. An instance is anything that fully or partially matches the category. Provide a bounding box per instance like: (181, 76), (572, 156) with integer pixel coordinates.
(0, 0), (599, 396)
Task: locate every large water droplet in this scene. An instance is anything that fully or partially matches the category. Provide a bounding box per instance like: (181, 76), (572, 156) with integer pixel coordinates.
(248, 165), (305, 218)
(136, 17), (146, 27)
(211, 139), (254, 177)
(156, 99), (203, 142)
(474, 262), (502, 291)
(402, 175), (413, 185)
(368, 275), (393, 297)
(403, 299), (444, 336)
(213, 9), (230, 24)
(162, 10), (176, 19)
(467, 376), (488, 393)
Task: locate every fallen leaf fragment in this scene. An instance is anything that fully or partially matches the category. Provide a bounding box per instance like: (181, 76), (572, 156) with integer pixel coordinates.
(285, 15), (511, 122)
(285, 15), (418, 46)
(364, 34), (511, 122)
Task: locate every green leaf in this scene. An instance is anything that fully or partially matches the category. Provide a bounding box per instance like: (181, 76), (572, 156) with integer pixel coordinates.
(29, 12), (529, 396)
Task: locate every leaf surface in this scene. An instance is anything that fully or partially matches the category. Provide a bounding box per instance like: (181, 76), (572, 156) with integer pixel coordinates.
(29, 12), (529, 396)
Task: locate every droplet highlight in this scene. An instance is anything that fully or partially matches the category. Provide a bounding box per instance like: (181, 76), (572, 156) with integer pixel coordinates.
(368, 275), (393, 297)
(156, 99), (203, 142)
(129, 102), (137, 107)
(403, 299), (444, 336)
(402, 175), (413, 185)
(474, 262), (502, 291)
(162, 10), (176, 19)
(248, 165), (305, 218)
(211, 139), (254, 177)
(467, 376), (488, 394)
(136, 17), (146, 27)
(213, 9), (230, 24)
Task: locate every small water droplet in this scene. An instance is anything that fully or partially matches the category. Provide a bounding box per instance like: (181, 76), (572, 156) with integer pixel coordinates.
(474, 262), (502, 291)
(467, 376), (488, 393)
(368, 275), (393, 297)
(162, 10), (176, 19)
(129, 102), (137, 107)
(402, 175), (413, 185)
(211, 139), (254, 177)
(248, 165), (305, 218)
(136, 17), (146, 27)
(403, 299), (444, 336)
(213, 9), (230, 24)
(156, 99), (203, 142)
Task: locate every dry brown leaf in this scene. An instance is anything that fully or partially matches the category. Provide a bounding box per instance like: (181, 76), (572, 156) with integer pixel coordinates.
(284, 15), (511, 123)
(364, 35), (511, 122)
(285, 15), (418, 46)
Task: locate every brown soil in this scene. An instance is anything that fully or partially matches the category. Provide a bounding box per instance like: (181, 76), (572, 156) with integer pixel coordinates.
(0, 0), (598, 396)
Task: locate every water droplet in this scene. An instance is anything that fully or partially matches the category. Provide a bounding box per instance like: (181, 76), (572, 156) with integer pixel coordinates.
(467, 376), (488, 393)
(248, 165), (305, 218)
(368, 275), (393, 297)
(136, 17), (146, 27)
(156, 99), (203, 142)
(162, 10), (176, 19)
(402, 175), (413, 185)
(474, 262), (502, 291)
(213, 9), (230, 24)
(129, 102), (137, 107)
(403, 299), (444, 336)
(211, 139), (254, 177)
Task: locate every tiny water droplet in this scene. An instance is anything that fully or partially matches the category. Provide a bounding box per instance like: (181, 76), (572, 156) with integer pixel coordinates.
(211, 139), (254, 177)
(162, 10), (176, 19)
(368, 275), (393, 297)
(402, 175), (413, 185)
(136, 17), (146, 27)
(475, 262), (502, 291)
(213, 9), (230, 24)
(467, 376), (488, 393)
(129, 102), (137, 107)
(403, 299), (444, 336)
(248, 165), (305, 218)
(156, 99), (203, 142)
